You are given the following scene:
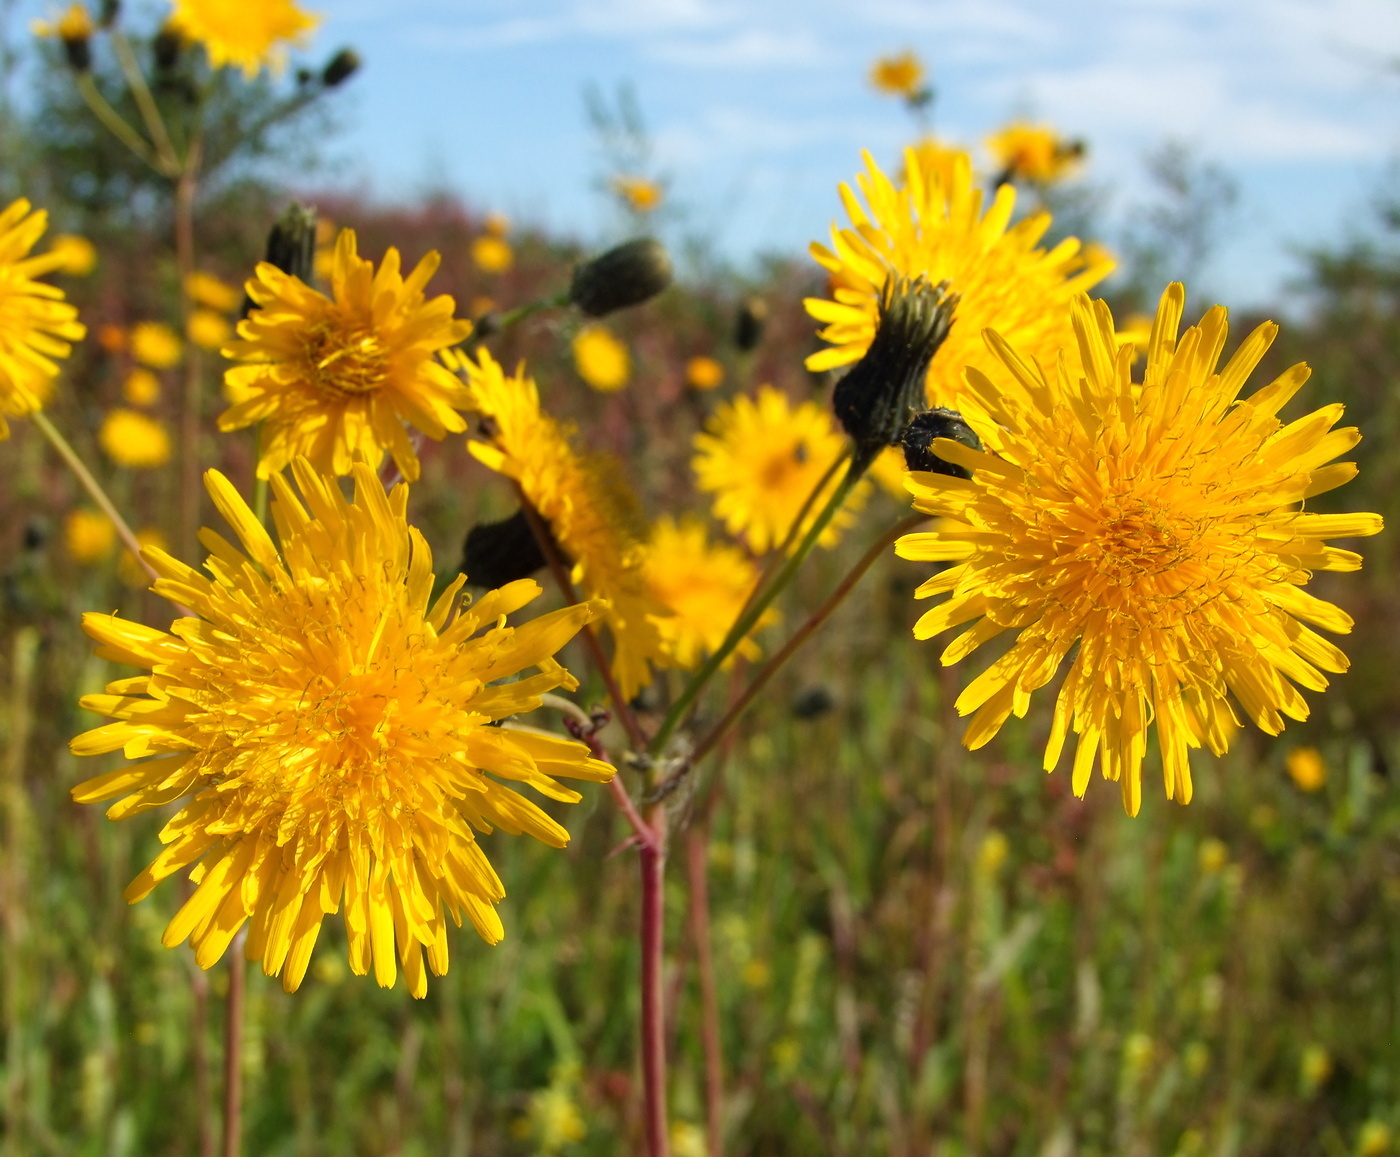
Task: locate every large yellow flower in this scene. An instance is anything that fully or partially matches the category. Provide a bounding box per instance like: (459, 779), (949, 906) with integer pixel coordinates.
(70, 459), (612, 997)
(692, 385), (869, 554)
(804, 149), (1112, 411)
(167, 0), (318, 78)
(459, 349), (669, 701)
(644, 517), (774, 670)
(0, 199), (85, 438)
(896, 285), (1382, 815)
(220, 228), (474, 482)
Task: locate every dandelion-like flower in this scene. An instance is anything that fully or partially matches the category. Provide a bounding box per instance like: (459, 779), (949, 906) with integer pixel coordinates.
(131, 320), (182, 369)
(869, 50), (925, 98)
(70, 460), (613, 996)
(471, 234), (513, 274)
(99, 408), (172, 468)
(613, 176), (663, 214)
(572, 325), (630, 392)
(693, 385), (869, 554)
(986, 122), (1084, 185)
(896, 286), (1382, 814)
(644, 517), (774, 670)
(220, 228), (474, 482)
(185, 270), (241, 313)
(459, 349), (669, 701)
(804, 149), (1112, 412)
(0, 198), (85, 438)
(65, 508), (116, 564)
(168, 0), (318, 78)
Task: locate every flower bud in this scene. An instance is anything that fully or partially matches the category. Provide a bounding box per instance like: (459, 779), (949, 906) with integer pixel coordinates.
(462, 508), (551, 589)
(569, 238), (672, 317)
(321, 47), (360, 88)
(98, 0), (119, 26)
(734, 296), (768, 352)
(833, 275), (957, 467)
(902, 407), (981, 479)
(152, 23), (181, 73)
(244, 203), (317, 316)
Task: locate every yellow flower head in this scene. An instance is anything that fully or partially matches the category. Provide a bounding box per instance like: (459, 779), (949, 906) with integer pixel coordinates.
(122, 367), (161, 406)
(220, 228), (474, 482)
(65, 507), (116, 564)
(49, 233), (97, 276)
(186, 308), (232, 350)
(644, 517), (774, 670)
(1286, 746), (1327, 792)
(804, 149), (1113, 412)
(693, 385), (869, 554)
(987, 121), (1084, 184)
(483, 212), (510, 237)
(613, 176), (663, 214)
(99, 408), (171, 469)
(167, 0), (319, 78)
(32, 2), (92, 40)
(896, 285), (1382, 815)
(459, 349), (669, 701)
(0, 199), (86, 438)
(70, 459), (613, 997)
(184, 270), (241, 312)
(471, 234), (513, 274)
(869, 50), (925, 98)
(572, 324), (630, 392)
(684, 355), (724, 391)
(130, 320), (183, 369)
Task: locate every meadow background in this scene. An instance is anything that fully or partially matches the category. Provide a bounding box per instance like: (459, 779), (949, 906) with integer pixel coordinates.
(3, 3), (1400, 1156)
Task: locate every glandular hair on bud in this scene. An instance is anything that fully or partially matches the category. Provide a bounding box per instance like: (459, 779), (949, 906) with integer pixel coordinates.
(569, 238), (673, 317)
(902, 408), (981, 479)
(734, 296), (768, 352)
(321, 47), (360, 88)
(832, 275), (958, 468)
(462, 508), (552, 590)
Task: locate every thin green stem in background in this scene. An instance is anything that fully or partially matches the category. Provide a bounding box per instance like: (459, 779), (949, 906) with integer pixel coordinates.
(108, 29), (180, 173)
(75, 74), (160, 172)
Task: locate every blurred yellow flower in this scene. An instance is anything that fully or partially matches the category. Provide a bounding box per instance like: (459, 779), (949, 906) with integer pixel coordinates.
(520, 1083), (587, 1153)
(987, 121), (1084, 185)
(693, 385), (869, 554)
(483, 211), (510, 237)
(220, 227), (474, 482)
(1359, 1122), (1393, 1157)
(613, 175), (663, 213)
(469, 294), (496, 319)
(1300, 1043), (1332, 1095)
(672, 1122), (707, 1157)
(684, 354), (724, 391)
(186, 308), (231, 350)
(31, 2), (92, 40)
(48, 233), (96, 276)
(97, 323), (126, 353)
(184, 270), (241, 313)
(742, 958), (771, 988)
(805, 149), (1112, 413)
(869, 50), (925, 98)
(118, 526), (167, 587)
(168, 0), (319, 79)
(1197, 838), (1229, 875)
(868, 445), (908, 499)
(976, 830), (1009, 875)
(1286, 746), (1327, 792)
(130, 321), (182, 369)
(70, 460), (612, 996)
(572, 324), (630, 392)
(64, 508), (116, 564)
(122, 367), (161, 406)
(644, 516), (773, 670)
(897, 286), (1381, 815)
(903, 136), (965, 189)
(0, 198), (86, 438)
(471, 234), (513, 274)
(99, 408), (171, 468)
(460, 348), (669, 701)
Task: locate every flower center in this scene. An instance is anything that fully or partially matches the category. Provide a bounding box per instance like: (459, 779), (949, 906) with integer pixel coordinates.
(1091, 496), (1198, 587)
(302, 316), (390, 397)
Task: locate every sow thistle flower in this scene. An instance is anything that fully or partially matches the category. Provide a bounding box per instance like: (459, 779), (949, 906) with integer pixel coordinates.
(897, 285), (1382, 814)
(805, 149), (1112, 414)
(70, 459), (613, 997)
(167, 0), (319, 79)
(986, 122), (1085, 185)
(220, 228), (474, 482)
(0, 198), (86, 438)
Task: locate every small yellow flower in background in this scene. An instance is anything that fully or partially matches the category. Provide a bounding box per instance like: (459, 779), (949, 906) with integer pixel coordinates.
(613, 175), (663, 214)
(460, 349), (669, 701)
(483, 211), (509, 237)
(186, 308), (231, 350)
(221, 227), (474, 482)
(672, 1122), (707, 1157)
(572, 324), (630, 392)
(896, 285), (1382, 815)
(130, 321), (182, 369)
(97, 323), (126, 353)
(1197, 838), (1229, 875)
(122, 368), (161, 406)
(184, 270), (241, 313)
(519, 1082), (587, 1153)
(469, 294), (496, 318)
(1182, 1040), (1210, 1079)
(1286, 746), (1328, 792)
(1123, 1033), (1154, 1080)
(118, 526), (167, 587)
(903, 136), (966, 188)
(976, 829), (1009, 876)
(470, 233), (513, 274)
(31, 2), (92, 40)
(742, 958), (771, 988)
(1359, 1121), (1393, 1157)
(64, 508), (116, 565)
(1299, 1043), (1332, 1096)
(986, 121), (1085, 185)
(48, 233), (96, 276)
(70, 459), (613, 997)
(693, 385), (869, 554)
(644, 517), (775, 671)
(868, 445), (908, 499)
(98, 408), (171, 469)
(684, 354), (724, 391)
(805, 149), (1112, 414)
(869, 49), (925, 98)
(0, 198), (86, 438)
(167, 0), (319, 79)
